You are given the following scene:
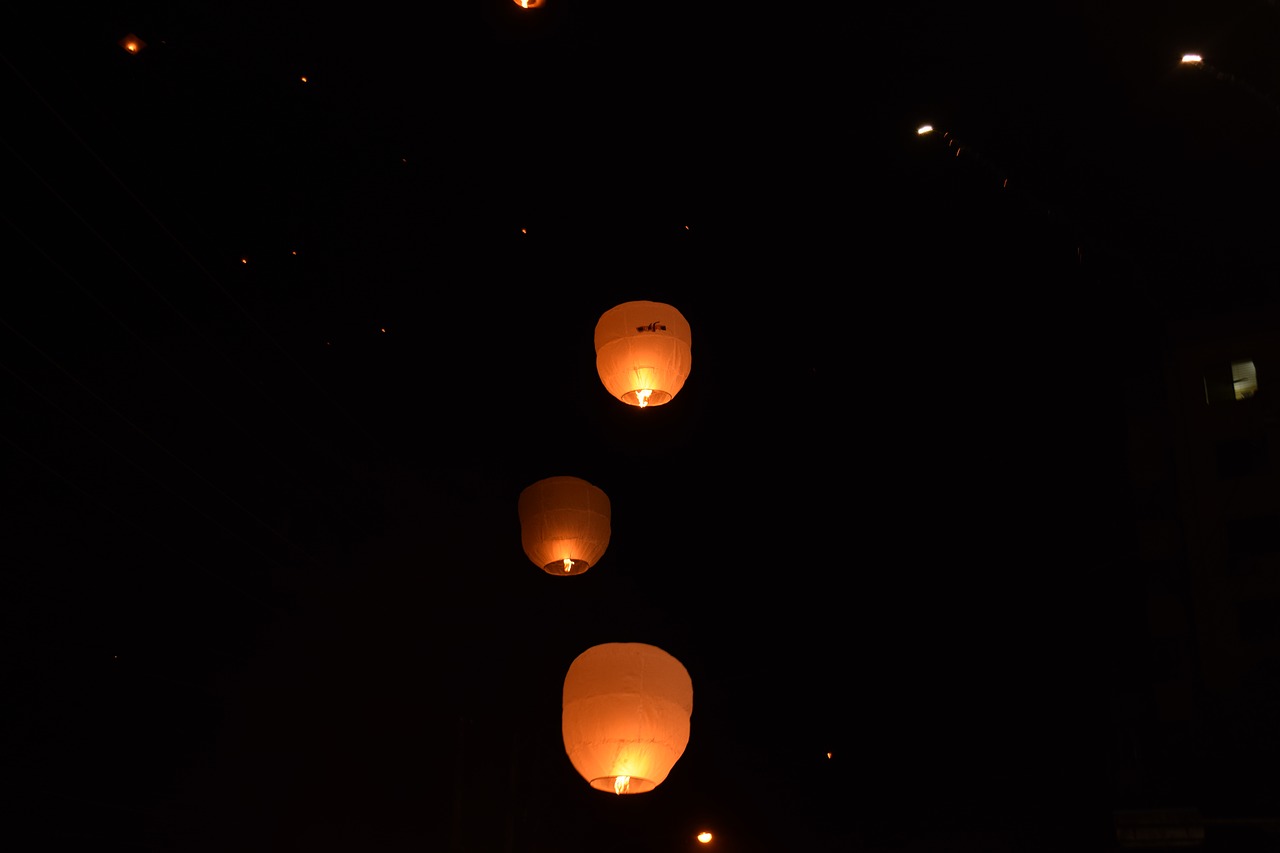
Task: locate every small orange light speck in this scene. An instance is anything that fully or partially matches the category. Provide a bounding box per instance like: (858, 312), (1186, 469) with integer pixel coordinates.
(300, 75), (308, 82)
(291, 250), (297, 255)
(380, 328), (386, 333)
(697, 831), (713, 843)
(827, 751), (833, 759)
(241, 258), (248, 264)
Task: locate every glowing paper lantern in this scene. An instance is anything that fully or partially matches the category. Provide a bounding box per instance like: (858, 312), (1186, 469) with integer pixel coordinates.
(562, 642), (693, 794)
(518, 476), (610, 576)
(594, 301), (692, 408)
(119, 34), (145, 54)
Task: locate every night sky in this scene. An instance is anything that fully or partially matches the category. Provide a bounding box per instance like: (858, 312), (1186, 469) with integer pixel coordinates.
(5, 1), (1280, 851)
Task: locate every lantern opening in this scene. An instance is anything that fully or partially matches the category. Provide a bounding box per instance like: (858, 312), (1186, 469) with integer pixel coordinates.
(539, 557), (590, 576)
(585, 774), (659, 795)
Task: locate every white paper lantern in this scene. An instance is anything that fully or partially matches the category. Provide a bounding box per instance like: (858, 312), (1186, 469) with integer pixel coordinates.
(518, 476), (611, 576)
(594, 301), (692, 408)
(562, 642), (693, 794)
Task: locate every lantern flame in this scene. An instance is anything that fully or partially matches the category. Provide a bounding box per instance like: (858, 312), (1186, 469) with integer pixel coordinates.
(563, 558), (574, 573)
(614, 775), (631, 795)
(636, 389), (653, 408)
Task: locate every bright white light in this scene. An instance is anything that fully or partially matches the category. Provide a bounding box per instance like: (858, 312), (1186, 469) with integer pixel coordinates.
(917, 124), (934, 135)
(1181, 53), (1203, 64)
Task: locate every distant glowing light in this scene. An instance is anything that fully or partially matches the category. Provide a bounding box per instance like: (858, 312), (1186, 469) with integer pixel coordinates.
(613, 775), (631, 795)
(697, 831), (713, 844)
(827, 751), (833, 759)
(380, 327), (387, 333)
(917, 124), (934, 135)
(514, 0), (545, 7)
(1181, 53), (1203, 65)
(119, 34), (145, 54)
(240, 258), (248, 264)
(300, 75), (308, 82)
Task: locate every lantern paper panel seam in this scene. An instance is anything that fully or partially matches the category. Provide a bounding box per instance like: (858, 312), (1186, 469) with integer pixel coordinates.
(594, 301), (692, 408)
(562, 642), (693, 794)
(518, 476), (611, 576)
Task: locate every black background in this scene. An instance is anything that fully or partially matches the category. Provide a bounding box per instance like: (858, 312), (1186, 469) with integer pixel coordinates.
(4, 1), (1280, 850)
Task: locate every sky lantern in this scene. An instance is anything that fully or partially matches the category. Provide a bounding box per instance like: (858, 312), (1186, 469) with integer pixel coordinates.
(562, 642), (693, 794)
(518, 476), (610, 576)
(119, 34), (145, 54)
(513, 0), (545, 7)
(594, 301), (692, 408)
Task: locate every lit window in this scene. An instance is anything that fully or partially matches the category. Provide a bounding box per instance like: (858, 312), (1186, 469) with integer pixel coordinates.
(1203, 359), (1258, 404)
(1232, 360), (1257, 400)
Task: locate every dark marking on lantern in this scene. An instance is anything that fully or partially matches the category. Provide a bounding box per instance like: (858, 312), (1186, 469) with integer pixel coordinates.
(636, 321), (667, 333)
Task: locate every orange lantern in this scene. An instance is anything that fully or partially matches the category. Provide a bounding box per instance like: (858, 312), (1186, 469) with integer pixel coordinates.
(562, 642), (693, 794)
(594, 301), (692, 408)
(518, 476), (610, 576)
(119, 34), (146, 54)
(513, 0), (545, 7)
